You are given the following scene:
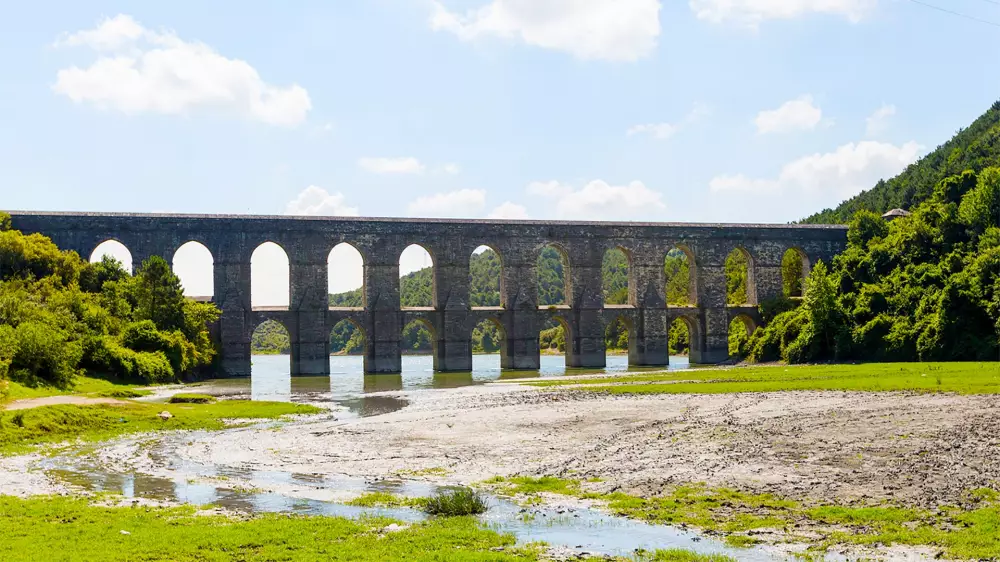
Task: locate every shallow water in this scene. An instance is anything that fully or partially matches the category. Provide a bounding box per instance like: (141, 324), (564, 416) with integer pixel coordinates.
(188, 354), (690, 418)
(43, 430), (774, 560)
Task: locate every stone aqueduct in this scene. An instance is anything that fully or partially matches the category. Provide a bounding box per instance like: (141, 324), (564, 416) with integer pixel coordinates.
(9, 212), (848, 376)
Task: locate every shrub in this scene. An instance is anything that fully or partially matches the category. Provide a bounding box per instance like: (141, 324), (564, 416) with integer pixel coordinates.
(168, 393), (215, 404)
(121, 321), (196, 375)
(7, 321), (81, 388)
(83, 336), (174, 384)
(422, 487), (488, 516)
(0, 212), (11, 232)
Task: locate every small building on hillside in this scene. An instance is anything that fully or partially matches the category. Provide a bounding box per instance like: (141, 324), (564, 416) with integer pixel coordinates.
(882, 208), (911, 221)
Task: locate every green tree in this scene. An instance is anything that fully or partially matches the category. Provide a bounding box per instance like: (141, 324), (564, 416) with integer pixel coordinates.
(131, 256), (186, 332)
(959, 167), (1000, 234)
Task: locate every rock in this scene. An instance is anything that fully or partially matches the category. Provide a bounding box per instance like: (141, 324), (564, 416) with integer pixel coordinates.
(382, 523), (408, 533)
(158, 411), (172, 420)
(119, 530), (131, 535)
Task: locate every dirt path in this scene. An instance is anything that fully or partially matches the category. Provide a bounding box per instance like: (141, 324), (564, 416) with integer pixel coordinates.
(3, 395), (130, 411)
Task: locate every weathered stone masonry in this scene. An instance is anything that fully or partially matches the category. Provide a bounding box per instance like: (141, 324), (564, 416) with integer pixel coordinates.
(8, 212), (848, 376)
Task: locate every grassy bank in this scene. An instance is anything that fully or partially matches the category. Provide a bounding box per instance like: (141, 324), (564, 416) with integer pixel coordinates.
(0, 495), (732, 562)
(1, 376), (153, 405)
(483, 477), (1000, 559)
(0, 400), (322, 455)
(526, 363), (1000, 395)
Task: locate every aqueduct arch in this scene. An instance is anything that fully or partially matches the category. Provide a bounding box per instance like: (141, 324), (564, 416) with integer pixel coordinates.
(9, 212), (845, 376)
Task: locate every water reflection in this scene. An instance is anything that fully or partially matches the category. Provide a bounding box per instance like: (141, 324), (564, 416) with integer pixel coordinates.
(202, 354), (690, 418)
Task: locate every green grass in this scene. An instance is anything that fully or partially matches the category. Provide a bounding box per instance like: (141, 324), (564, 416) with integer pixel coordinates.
(96, 388), (152, 399)
(0, 401), (323, 455)
(487, 476), (582, 496)
(0, 495), (529, 562)
(168, 393), (216, 404)
(0, 495), (736, 562)
(637, 549), (736, 562)
(481, 476), (1000, 559)
(526, 363), (1000, 395)
(347, 492), (425, 509)
(1, 376), (151, 404)
(423, 487), (489, 516)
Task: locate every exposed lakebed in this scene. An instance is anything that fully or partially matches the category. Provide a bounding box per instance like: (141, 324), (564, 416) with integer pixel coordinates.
(30, 354), (780, 560)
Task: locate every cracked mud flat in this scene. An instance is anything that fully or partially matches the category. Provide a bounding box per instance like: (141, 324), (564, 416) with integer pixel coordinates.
(164, 382), (1000, 509)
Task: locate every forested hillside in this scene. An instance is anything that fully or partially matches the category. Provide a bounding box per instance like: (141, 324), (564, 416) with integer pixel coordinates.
(752, 165), (1000, 363)
(804, 100), (1000, 224)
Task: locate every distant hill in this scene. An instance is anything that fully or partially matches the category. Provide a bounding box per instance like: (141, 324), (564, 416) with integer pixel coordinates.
(804, 100), (1000, 224)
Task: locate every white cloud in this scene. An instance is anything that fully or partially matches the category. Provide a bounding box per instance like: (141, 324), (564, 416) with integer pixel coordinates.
(754, 95), (823, 134)
(285, 186), (360, 216)
(866, 103), (896, 137)
(710, 140), (923, 197)
(529, 179), (666, 220)
(488, 202), (530, 219)
(442, 163), (461, 175)
(53, 14), (311, 126)
(358, 157), (426, 175)
(628, 103), (710, 140)
(690, 0), (876, 27)
(407, 189), (487, 218)
(526, 180), (573, 198)
(430, 0), (661, 62)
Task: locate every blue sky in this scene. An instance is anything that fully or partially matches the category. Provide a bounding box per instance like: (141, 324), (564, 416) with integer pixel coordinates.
(2, 0), (999, 301)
